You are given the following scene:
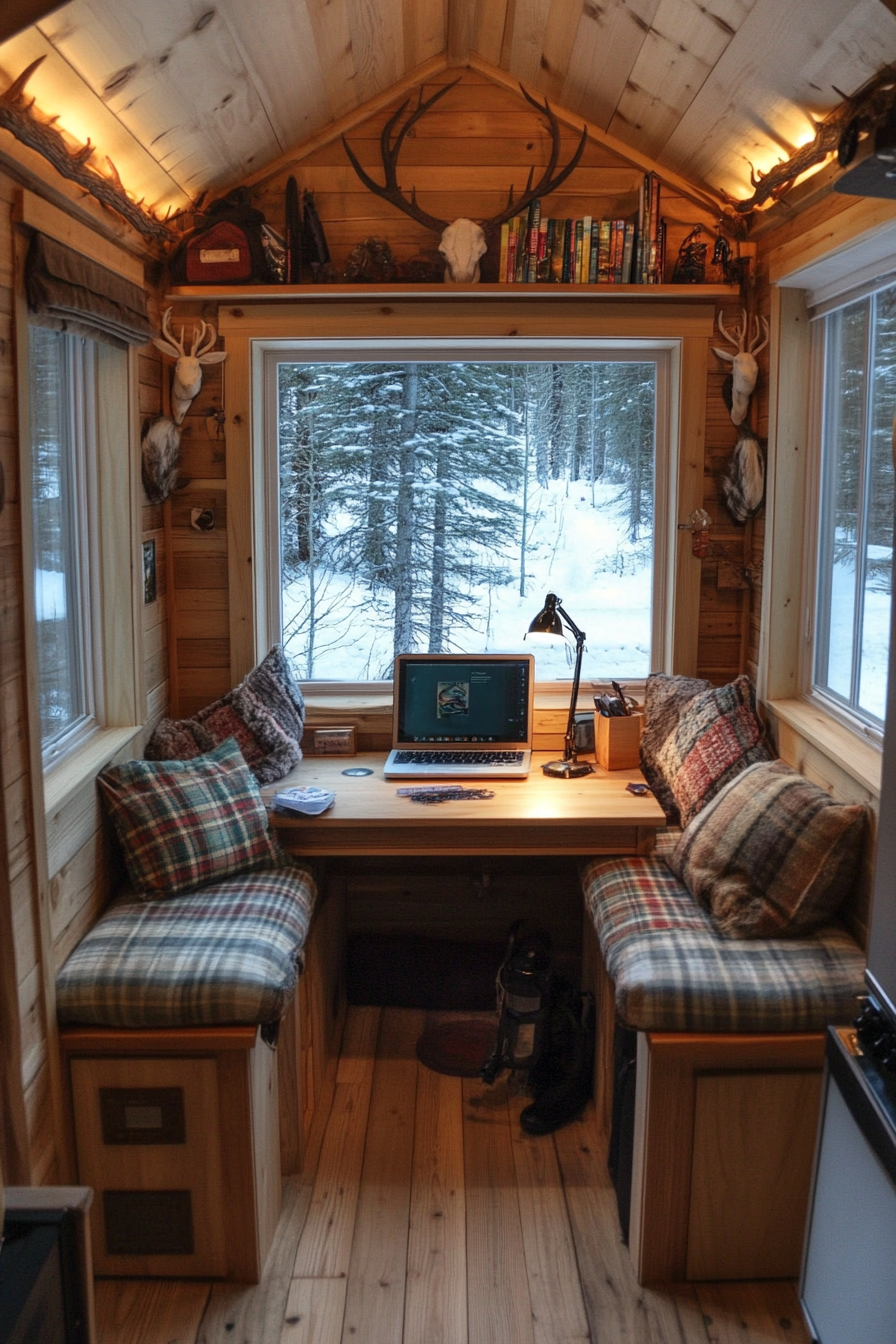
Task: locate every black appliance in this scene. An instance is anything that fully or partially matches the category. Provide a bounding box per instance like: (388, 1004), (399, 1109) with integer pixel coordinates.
(0, 1205), (88, 1344)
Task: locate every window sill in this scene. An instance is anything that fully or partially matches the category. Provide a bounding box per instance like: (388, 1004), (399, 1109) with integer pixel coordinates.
(44, 725), (142, 817)
(766, 698), (882, 796)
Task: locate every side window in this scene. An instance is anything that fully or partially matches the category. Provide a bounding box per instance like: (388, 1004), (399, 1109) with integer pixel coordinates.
(814, 286), (896, 726)
(29, 327), (99, 761)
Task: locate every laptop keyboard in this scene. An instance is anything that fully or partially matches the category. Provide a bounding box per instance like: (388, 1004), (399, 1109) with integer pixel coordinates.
(392, 750), (525, 766)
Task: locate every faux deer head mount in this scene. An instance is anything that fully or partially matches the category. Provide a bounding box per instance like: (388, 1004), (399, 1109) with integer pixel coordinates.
(342, 80), (588, 284)
(712, 309), (769, 425)
(153, 309), (228, 424)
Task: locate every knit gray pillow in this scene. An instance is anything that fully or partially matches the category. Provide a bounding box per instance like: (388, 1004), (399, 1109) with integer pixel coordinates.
(146, 644), (305, 785)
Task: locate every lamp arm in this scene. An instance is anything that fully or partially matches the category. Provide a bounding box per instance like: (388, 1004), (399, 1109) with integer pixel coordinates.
(556, 602), (586, 762)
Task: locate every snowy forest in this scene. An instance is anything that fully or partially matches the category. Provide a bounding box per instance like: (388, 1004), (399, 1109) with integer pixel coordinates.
(277, 359), (658, 682)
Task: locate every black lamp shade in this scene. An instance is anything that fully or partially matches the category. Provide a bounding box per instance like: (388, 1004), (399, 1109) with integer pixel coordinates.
(527, 592), (564, 639)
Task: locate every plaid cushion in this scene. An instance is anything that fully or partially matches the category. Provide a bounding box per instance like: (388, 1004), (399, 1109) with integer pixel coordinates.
(654, 675), (772, 827)
(669, 760), (870, 938)
(56, 864), (315, 1027)
(581, 855), (865, 1032)
(98, 737), (280, 898)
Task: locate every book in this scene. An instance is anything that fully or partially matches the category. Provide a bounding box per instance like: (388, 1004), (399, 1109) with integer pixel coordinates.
(561, 220), (572, 283)
(574, 219), (584, 283)
(499, 223), (509, 283)
(581, 216), (592, 286)
(598, 219), (611, 283)
(551, 220), (566, 282)
(589, 221), (600, 284)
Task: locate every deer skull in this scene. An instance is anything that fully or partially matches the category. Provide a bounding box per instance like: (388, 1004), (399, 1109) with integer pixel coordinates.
(712, 309), (770, 425)
(439, 218), (488, 284)
(153, 309), (228, 424)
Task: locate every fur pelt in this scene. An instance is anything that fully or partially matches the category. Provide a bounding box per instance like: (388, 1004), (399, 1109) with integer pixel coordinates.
(141, 416), (183, 504)
(721, 424), (765, 524)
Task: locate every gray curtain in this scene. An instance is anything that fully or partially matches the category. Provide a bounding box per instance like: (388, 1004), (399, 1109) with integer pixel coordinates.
(25, 231), (154, 348)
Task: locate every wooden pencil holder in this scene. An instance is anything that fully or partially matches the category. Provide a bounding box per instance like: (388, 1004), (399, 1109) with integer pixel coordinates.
(595, 711), (643, 770)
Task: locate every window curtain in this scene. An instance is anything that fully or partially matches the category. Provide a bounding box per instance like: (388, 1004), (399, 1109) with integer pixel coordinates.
(25, 231), (154, 348)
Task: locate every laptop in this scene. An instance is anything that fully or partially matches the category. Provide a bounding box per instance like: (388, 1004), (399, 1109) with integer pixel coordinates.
(383, 653), (535, 779)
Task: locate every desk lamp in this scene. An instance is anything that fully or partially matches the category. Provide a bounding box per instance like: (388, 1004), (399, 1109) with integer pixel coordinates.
(526, 592), (593, 779)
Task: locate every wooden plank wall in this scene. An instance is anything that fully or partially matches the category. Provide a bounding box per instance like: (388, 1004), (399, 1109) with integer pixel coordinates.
(0, 166), (166, 1182)
(166, 70), (750, 710)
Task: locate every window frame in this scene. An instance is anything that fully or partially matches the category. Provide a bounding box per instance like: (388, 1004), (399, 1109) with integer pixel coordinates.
(29, 328), (103, 765)
(14, 194), (145, 815)
(259, 338), (674, 693)
(804, 290), (894, 737)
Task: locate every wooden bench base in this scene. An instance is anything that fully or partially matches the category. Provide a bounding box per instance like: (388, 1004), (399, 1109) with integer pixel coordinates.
(60, 1023), (280, 1282)
(583, 912), (826, 1284)
(58, 872), (347, 1282)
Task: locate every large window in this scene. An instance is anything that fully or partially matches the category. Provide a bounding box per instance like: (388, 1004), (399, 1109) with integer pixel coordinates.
(29, 328), (99, 759)
(268, 350), (668, 683)
(814, 286), (896, 726)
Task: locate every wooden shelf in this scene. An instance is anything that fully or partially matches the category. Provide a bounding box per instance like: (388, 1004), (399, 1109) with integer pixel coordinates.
(165, 282), (739, 303)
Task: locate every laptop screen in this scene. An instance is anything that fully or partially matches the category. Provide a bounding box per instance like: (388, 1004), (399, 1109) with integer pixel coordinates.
(394, 654), (534, 747)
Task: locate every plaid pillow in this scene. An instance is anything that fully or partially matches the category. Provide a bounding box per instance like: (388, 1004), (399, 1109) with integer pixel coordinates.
(668, 759), (870, 938)
(98, 737), (280, 898)
(145, 644), (305, 784)
(654, 674), (771, 827)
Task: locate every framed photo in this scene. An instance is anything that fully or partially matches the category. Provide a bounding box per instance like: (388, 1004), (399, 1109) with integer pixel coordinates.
(142, 539), (157, 604)
(302, 726), (357, 757)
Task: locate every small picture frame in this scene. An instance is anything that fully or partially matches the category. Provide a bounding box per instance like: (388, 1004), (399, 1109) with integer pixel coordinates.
(302, 726), (357, 757)
(142, 540), (157, 605)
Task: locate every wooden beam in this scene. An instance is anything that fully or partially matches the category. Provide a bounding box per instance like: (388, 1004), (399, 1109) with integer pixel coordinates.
(448, 0), (476, 66)
(0, 1), (66, 44)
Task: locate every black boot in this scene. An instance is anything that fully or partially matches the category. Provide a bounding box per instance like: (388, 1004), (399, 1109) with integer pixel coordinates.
(519, 989), (595, 1136)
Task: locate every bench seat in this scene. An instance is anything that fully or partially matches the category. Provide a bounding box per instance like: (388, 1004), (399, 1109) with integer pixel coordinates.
(580, 843), (866, 1285)
(582, 852), (865, 1034)
(56, 862), (315, 1029)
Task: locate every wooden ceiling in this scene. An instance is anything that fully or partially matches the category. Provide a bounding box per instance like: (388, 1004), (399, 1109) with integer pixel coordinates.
(2, 0), (896, 220)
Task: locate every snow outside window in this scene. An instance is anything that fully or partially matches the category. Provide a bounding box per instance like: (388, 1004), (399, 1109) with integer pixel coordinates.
(814, 285), (896, 725)
(271, 354), (665, 684)
(29, 327), (99, 760)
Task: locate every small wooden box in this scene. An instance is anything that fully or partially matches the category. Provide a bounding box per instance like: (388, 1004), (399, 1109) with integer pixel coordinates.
(595, 711), (643, 770)
(301, 725), (356, 756)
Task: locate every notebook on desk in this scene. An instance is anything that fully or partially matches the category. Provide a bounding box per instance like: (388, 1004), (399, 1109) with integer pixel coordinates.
(383, 653), (535, 779)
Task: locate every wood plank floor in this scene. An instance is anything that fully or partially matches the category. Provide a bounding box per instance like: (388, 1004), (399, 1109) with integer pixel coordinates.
(95, 1007), (811, 1344)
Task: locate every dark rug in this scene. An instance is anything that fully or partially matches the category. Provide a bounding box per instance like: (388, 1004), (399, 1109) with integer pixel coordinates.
(415, 1013), (498, 1077)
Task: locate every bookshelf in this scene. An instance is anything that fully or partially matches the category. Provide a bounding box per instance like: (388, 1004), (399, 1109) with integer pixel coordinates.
(165, 282), (739, 303)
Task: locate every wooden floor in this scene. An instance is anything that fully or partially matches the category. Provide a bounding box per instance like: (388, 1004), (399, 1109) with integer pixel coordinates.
(94, 1007), (811, 1344)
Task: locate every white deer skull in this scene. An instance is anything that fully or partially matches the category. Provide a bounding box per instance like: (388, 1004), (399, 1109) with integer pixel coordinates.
(153, 308), (228, 424)
(438, 218), (488, 284)
(712, 309), (770, 425)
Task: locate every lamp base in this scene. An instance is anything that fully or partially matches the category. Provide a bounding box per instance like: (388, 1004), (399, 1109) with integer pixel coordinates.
(541, 758), (594, 779)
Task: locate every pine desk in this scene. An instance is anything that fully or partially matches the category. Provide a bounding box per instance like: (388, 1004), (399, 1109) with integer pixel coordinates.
(264, 752), (666, 857)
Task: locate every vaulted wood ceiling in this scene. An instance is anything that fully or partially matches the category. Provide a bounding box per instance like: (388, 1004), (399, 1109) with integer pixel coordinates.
(2, 0), (896, 222)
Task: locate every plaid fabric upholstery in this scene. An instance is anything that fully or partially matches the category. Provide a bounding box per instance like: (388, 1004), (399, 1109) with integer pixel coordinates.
(56, 864), (315, 1028)
(581, 855), (865, 1032)
(669, 760), (870, 938)
(651, 826), (682, 862)
(98, 737), (280, 898)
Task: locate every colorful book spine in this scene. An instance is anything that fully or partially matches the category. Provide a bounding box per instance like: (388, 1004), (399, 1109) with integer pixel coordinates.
(622, 220), (635, 284)
(580, 216), (592, 286)
(561, 220), (572, 283)
(598, 219), (611, 283)
(573, 220), (583, 283)
(499, 223), (509, 283)
(506, 218), (519, 283)
(589, 221), (600, 283)
(551, 221), (565, 282)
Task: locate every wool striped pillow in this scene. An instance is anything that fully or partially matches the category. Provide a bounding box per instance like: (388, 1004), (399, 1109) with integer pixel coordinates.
(668, 759), (869, 938)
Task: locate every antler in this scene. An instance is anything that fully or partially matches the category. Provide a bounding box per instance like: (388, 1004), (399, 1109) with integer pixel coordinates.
(160, 308), (187, 356)
(480, 88), (589, 233)
(747, 314), (770, 356)
(717, 309), (748, 352)
(342, 80), (459, 233)
(190, 319), (219, 358)
(342, 80), (588, 236)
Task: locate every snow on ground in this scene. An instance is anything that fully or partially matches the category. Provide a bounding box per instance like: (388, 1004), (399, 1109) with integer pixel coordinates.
(282, 478), (653, 682)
